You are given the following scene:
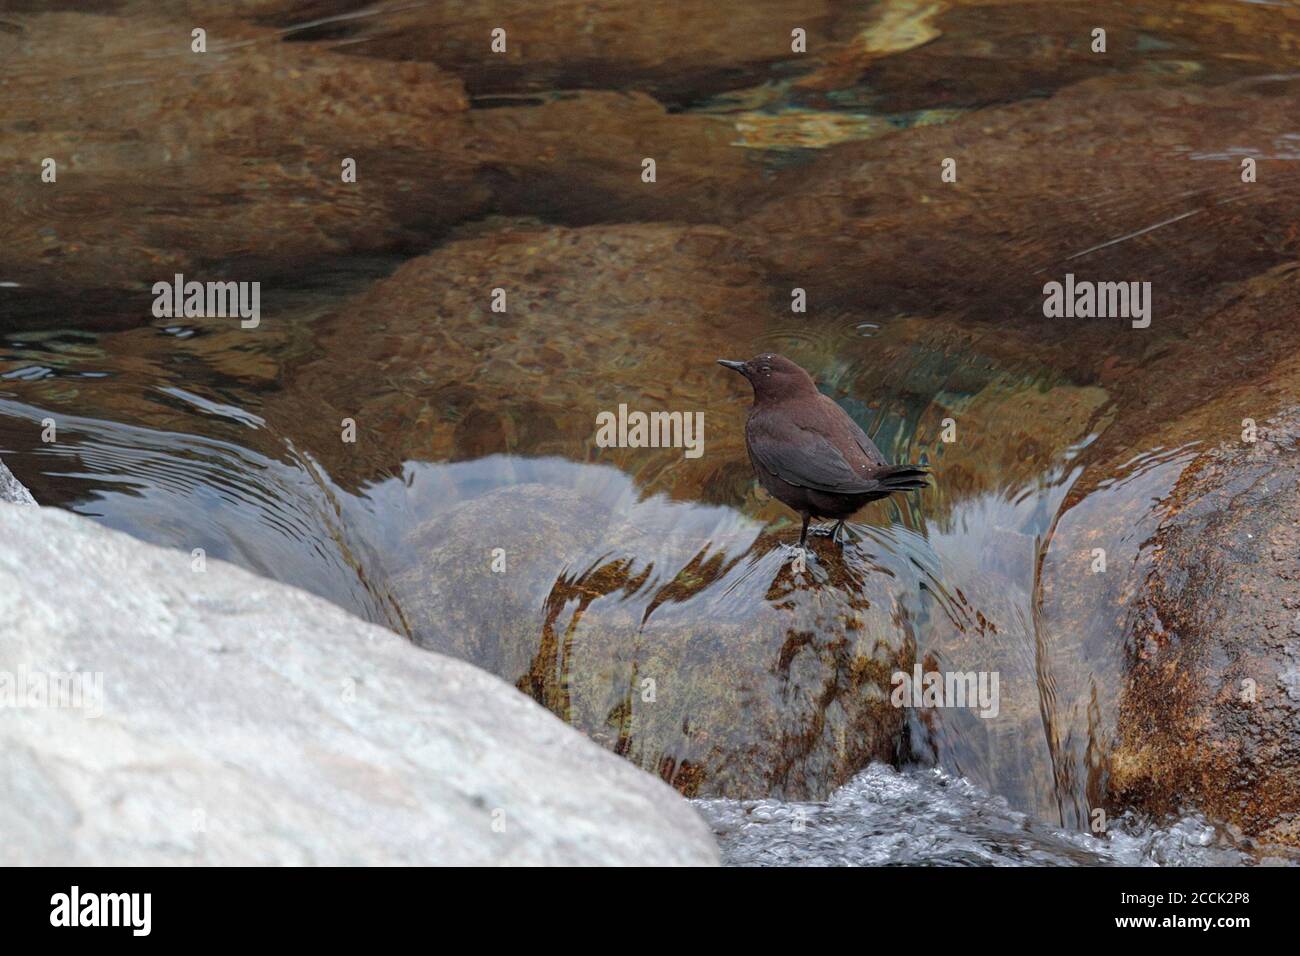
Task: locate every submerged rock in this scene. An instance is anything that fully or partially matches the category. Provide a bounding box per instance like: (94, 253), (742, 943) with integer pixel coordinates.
(1065, 262), (1300, 502)
(744, 75), (1300, 327)
(0, 503), (719, 865)
(144, 0), (842, 104)
(802, 0), (1300, 113)
(273, 221), (776, 498)
(469, 91), (775, 225)
(1, 12), (487, 297)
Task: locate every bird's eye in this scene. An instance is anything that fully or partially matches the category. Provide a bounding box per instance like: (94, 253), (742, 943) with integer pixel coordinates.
(759, 366), (771, 374)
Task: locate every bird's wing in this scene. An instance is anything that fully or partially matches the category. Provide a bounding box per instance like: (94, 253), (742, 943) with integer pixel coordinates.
(746, 411), (884, 494)
(819, 394), (886, 465)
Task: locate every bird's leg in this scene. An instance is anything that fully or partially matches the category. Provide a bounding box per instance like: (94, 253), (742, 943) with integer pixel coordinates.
(832, 519), (845, 544)
(798, 513), (810, 548)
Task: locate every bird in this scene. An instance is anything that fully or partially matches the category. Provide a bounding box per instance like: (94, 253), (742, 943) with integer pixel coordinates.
(718, 353), (929, 548)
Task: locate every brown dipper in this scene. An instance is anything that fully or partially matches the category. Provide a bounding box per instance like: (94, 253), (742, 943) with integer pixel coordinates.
(718, 353), (929, 547)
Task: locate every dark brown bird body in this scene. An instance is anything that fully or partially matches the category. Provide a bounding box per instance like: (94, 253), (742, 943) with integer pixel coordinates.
(719, 353), (929, 546)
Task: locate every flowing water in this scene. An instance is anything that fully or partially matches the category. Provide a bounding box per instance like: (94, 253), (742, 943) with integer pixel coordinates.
(697, 764), (1266, 867)
(4, 1), (1300, 863)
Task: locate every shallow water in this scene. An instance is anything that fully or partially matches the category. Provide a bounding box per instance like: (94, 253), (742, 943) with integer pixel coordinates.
(4, 0), (1300, 861)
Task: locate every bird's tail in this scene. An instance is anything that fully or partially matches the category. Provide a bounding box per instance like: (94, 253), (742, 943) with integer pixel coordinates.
(878, 464), (930, 493)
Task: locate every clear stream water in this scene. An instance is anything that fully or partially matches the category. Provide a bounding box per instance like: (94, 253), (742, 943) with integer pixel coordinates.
(4, 1), (1300, 864)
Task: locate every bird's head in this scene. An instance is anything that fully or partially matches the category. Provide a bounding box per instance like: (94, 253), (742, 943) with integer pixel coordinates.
(717, 353), (818, 401)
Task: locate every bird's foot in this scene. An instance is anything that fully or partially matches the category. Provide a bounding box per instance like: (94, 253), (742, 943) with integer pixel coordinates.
(778, 542), (816, 566)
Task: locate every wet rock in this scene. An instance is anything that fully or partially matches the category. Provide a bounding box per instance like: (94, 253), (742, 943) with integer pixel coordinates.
(674, 0), (1300, 156)
(387, 473), (917, 800)
(1105, 407), (1300, 848)
(0, 502), (719, 865)
(0, 457), (35, 505)
(851, 269), (1300, 829)
(1030, 456), (1179, 831)
(389, 483), (613, 678)
(1029, 263), (1300, 838)
(0, 13), (487, 296)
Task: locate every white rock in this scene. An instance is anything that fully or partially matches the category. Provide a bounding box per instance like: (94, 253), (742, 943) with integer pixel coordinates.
(0, 457), (35, 505)
(0, 504), (719, 866)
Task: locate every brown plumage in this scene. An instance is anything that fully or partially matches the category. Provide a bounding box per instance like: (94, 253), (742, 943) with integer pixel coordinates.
(718, 353), (929, 547)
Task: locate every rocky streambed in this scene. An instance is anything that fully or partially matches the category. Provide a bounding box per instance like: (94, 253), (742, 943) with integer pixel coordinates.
(3, 0), (1300, 863)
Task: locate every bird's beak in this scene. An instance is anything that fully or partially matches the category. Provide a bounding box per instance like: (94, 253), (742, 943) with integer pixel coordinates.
(717, 359), (746, 374)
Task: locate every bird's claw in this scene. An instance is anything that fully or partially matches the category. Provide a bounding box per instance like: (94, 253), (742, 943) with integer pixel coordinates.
(779, 542), (816, 565)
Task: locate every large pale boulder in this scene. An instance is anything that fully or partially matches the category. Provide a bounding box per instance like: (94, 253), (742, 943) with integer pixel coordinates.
(0, 504), (719, 865)
(0, 458), (35, 506)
